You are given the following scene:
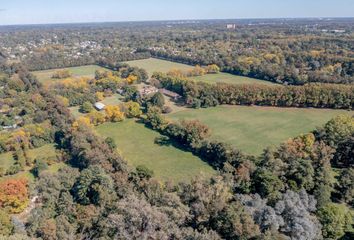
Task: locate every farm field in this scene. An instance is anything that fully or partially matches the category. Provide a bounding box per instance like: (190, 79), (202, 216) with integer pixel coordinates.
(123, 58), (194, 76)
(96, 119), (215, 182)
(169, 105), (352, 155)
(32, 65), (108, 83)
(190, 72), (275, 85)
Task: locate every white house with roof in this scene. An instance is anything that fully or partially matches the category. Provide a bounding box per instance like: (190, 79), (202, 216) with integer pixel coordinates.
(94, 102), (106, 111)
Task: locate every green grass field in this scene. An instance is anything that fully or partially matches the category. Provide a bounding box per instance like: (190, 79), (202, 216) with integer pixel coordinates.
(0, 144), (59, 181)
(170, 105), (352, 155)
(32, 65), (108, 83)
(0, 144), (57, 172)
(190, 72), (275, 85)
(124, 58), (275, 85)
(123, 58), (194, 76)
(96, 120), (215, 182)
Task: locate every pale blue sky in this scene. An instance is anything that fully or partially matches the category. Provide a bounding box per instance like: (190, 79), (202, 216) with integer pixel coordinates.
(0, 0), (353, 25)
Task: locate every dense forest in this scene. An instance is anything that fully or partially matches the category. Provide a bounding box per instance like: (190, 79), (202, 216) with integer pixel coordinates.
(0, 19), (353, 85)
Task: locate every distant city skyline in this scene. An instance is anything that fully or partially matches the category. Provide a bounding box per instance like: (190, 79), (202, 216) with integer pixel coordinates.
(0, 0), (353, 26)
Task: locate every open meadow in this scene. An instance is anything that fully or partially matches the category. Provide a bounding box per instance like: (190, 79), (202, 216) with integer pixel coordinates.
(190, 72), (275, 85)
(32, 65), (108, 83)
(96, 119), (215, 182)
(169, 105), (352, 155)
(0, 144), (59, 180)
(124, 58), (275, 85)
(123, 58), (194, 76)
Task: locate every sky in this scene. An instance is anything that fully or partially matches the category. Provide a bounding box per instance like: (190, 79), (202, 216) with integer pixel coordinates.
(0, 0), (353, 25)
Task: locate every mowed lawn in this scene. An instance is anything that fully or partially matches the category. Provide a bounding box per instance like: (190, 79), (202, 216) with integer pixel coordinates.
(96, 120), (215, 182)
(123, 58), (194, 76)
(190, 72), (275, 85)
(170, 106), (352, 155)
(32, 65), (108, 83)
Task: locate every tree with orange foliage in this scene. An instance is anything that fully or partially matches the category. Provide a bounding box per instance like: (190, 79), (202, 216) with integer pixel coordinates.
(167, 69), (187, 78)
(0, 178), (29, 214)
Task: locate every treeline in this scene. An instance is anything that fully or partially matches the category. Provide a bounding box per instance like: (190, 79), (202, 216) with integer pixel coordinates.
(24, 51), (151, 71)
(149, 49), (354, 85)
(153, 73), (354, 109)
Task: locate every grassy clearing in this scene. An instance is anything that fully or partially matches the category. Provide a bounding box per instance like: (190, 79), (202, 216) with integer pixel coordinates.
(170, 105), (352, 155)
(69, 94), (123, 119)
(190, 72), (275, 85)
(123, 58), (194, 76)
(0, 152), (14, 172)
(96, 119), (215, 183)
(32, 65), (108, 83)
(0, 144), (57, 172)
(0, 144), (58, 181)
(124, 58), (275, 85)
(100, 94), (124, 105)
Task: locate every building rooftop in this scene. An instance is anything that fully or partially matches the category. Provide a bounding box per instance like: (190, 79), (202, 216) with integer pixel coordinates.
(94, 102), (106, 110)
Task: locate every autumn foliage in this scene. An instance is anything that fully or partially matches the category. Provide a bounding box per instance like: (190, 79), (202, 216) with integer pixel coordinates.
(105, 105), (125, 122)
(0, 178), (29, 214)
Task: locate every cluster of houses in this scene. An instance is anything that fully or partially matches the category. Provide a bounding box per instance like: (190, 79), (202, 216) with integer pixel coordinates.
(0, 102), (23, 131)
(138, 85), (159, 97)
(137, 85), (181, 100)
(1, 37), (103, 62)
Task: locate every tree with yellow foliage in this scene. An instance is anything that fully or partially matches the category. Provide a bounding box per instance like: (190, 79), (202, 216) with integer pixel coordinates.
(188, 65), (206, 77)
(124, 101), (142, 118)
(72, 116), (93, 129)
(126, 74), (138, 85)
(59, 77), (91, 89)
(55, 95), (69, 107)
(52, 69), (72, 79)
(105, 105), (125, 122)
(86, 111), (106, 126)
(7, 129), (30, 151)
(205, 64), (220, 74)
(95, 92), (105, 101)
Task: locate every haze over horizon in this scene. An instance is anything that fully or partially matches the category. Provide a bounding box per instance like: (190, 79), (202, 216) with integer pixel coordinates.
(0, 0), (353, 26)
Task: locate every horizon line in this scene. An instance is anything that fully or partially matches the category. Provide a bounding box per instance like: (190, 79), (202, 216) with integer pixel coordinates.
(0, 16), (353, 27)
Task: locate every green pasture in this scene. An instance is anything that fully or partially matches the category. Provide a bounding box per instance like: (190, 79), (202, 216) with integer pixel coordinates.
(96, 119), (215, 182)
(170, 105), (352, 155)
